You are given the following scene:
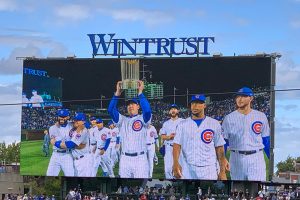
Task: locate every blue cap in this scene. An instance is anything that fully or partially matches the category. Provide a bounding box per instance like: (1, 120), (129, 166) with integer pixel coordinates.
(169, 104), (179, 110)
(127, 98), (139, 105)
(32, 89), (37, 92)
(73, 113), (86, 121)
(57, 109), (70, 117)
(22, 92), (26, 96)
(107, 120), (114, 126)
(190, 94), (206, 103)
(215, 116), (223, 121)
(236, 87), (254, 97)
(90, 116), (96, 121)
(95, 118), (103, 124)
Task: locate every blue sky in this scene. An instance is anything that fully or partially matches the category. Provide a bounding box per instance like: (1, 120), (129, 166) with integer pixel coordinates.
(0, 0), (300, 171)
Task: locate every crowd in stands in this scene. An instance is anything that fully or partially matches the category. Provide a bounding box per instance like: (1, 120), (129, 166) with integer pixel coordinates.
(21, 87), (271, 131)
(4, 185), (300, 200)
(2, 194), (56, 200)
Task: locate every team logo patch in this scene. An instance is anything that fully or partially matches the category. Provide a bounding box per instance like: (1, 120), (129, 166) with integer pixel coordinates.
(201, 129), (214, 144)
(150, 131), (155, 137)
(112, 132), (116, 137)
(75, 133), (81, 139)
(101, 134), (107, 141)
(252, 121), (263, 134)
(132, 120), (143, 131)
(69, 128), (76, 138)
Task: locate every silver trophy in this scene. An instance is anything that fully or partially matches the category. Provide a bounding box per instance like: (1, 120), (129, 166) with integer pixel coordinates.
(120, 59), (140, 89)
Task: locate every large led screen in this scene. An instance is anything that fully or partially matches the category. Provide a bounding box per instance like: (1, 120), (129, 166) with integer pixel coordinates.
(20, 57), (274, 181)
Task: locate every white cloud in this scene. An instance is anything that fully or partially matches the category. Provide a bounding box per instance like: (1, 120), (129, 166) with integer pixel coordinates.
(275, 54), (300, 99)
(54, 4), (91, 22)
(0, 35), (73, 74)
(0, 45), (42, 75)
(0, 83), (22, 144)
(99, 8), (174, 26)
(274, 120), (300, 166)
(290, 19), (300, 29)
(0, 0), (17, 11)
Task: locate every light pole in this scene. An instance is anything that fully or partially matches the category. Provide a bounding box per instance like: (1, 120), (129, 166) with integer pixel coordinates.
(173, 86), (177, 104)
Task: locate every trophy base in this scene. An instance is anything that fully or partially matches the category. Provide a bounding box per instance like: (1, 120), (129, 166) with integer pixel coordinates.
(121, 80), (138, 90)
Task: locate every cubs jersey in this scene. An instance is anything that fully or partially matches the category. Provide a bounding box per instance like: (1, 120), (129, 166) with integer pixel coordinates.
(147, 126), (158, 144)
(173, 116), (225, 167)
(49, 123), (73, 151)
(159, 118), (184, 145)
(94, 127), (111, 149)
(30, 95), (43, 107)
(115, 113), (150, 153)
(109, 127), (119, 143)
(222, 109), (270, 151)
(89, 126), (98, 145)
(70, 128), (89, 159)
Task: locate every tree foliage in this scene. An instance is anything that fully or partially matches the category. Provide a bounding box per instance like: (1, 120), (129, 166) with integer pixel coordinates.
(0, 141), (20, 164)
(276, 156), (300, 175)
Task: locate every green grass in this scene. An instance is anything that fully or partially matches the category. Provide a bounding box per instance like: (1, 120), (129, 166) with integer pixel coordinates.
(20, 141), (269, 179)
(21, 140), (52, 175)
(20, 140), (165, 178)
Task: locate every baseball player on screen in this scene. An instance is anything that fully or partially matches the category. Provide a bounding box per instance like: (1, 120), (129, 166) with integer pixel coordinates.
(159, 104), (184, 179)
(107, 120), (120, 168)
(222, 87), (270, 181)
(46, 109), (75, 176)
(146, 124), (159, 178)
(108, 80), (152, 178)
(93, 118), (114, 177)
(173, 94), (227, 180)
(55, 113), (92, 177)
(30, 89), (44, 108)
(89, 117), (98, 167)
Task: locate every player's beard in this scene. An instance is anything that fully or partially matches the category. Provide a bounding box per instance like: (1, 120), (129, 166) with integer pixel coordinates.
(169, 112), (179, 118)
(58, 118), (68, 127)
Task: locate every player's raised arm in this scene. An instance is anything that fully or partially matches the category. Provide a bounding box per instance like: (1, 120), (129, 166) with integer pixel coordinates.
(137, 80), (151, 123)
(108, 81), (122, 123)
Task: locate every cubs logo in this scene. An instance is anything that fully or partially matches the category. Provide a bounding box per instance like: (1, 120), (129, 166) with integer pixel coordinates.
(195, 95), (200, 98)
(132, 120), (143, 131)
(150, 131), (155, 137)
(252, 121), (263, 134)
(69, 128), (76, 137)
(201, 129), (214, 144)
(101, 134), (107, 141)
(75, 133), (81, 139)
(112, 132), (116, 137)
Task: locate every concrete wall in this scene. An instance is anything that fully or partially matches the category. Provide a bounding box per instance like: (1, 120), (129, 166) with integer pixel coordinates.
(0, 173), (24, 197)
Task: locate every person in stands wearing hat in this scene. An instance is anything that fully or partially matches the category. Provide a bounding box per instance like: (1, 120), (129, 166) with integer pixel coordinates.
(173, 94), (227, 180)
(222, 87), (270, 181)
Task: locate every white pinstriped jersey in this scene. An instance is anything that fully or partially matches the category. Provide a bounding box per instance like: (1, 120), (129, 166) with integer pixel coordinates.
(159, 118), (184, 145)
(222, 109), (270, 151)
(173, 116), (225, 166)
(49, 123), (73, 151)
(147, 125), (158, 144)
(115, 113), (150, 153)
(89, 126), (98, 145)
(94, 127), (111, 149)
(109, 127), (119, 143)
(70, 128), (89, 159)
